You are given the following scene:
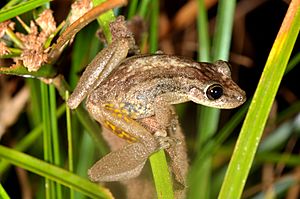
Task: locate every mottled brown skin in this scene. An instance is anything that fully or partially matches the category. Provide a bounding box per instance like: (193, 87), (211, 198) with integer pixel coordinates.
(88, 54), (245, 113)
(67, 16), (246, 188)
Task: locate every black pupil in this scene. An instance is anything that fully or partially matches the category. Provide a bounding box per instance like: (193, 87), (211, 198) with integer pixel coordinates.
(207, 84), (223, 100)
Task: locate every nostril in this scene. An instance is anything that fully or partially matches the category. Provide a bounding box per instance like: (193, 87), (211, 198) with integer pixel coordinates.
(237, 95), (244, 102)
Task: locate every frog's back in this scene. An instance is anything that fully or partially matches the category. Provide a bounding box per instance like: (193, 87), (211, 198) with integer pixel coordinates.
(88, 54), (212, 103)
(87, 53), (245, 116)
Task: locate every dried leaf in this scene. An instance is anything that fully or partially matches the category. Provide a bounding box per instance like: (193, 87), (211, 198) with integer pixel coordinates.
(0, 41), (11, 55)
(69, 0), (93, 25)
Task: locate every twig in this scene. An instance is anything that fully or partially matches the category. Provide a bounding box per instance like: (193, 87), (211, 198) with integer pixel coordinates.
(48, 0), (127, 63)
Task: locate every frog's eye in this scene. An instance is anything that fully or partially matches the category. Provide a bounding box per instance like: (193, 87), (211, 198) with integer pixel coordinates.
(206, 84), (223, 100)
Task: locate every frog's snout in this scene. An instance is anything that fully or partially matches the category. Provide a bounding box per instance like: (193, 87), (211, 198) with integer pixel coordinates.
(236, 90), (246, 105)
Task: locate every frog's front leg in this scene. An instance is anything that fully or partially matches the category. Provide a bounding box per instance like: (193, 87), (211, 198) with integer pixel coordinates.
(153, 96), (178, 135)
(67, 16), (136, 109)
(87, 102), (167, 182)
(67, 37), (131, 109)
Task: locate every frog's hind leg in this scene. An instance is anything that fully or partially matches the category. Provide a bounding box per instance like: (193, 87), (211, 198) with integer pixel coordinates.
(67, 16), (138, 109)
(86, 103), (162, 182)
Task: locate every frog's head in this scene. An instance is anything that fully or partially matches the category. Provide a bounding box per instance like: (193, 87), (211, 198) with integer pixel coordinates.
(188, 60), (246, 109)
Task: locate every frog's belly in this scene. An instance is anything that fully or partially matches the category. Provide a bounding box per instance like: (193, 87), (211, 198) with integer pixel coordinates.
(88, 78), (157, 119)
(100, 101), (154, 120)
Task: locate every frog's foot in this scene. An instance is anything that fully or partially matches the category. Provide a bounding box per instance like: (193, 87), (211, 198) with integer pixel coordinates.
(155, 136), (181, 150)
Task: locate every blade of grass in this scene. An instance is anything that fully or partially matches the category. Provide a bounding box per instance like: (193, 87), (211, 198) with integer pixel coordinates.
(148, 1), (174, 198)
(258, 120), (294, 152)
(277, 100), (300, 123)
(0, 64), (57, 78)
(138, 0), (151, 17)
(218, 1), (300, 198)
(2, 0), (23, 10)
(49, 84), (62, 199)
(0, 183), (10, 199)
(127, 0), (138, 19)
(189, 0), (213, 198)
(190, 0), (237, 198)
(93, 0), (116, 43)
(0, 0), (51, 22)
(70, 23), (100, 89)
(0, 145), (113, 199)
(51, 75), (109, 155)
(255, 152), (300, 166)
(69, 22), (100, 199)
(189, 101), (249, 187)
(0, 105), (66, 174)
(74, 107), (108, 155)
(41, 82), (53, 198)
(68, 0), (116, 159)
(197, 0), (211, 62)
(285, 52), (300, 74)
(149, 150), (174, 199)
(251, 176), (296, 199)
(26, 78), (42, 126)
(149, 0), (158, 53)
(74, 132), (96, 199)
(66, 91), (75, 199)
(212, 0), (236, 60)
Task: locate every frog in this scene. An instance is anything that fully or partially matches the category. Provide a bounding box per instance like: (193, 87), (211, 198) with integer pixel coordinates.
(67, 16), (246, 184)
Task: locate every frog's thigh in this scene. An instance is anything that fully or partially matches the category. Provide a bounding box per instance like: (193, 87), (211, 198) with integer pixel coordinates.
(88, 105), (161, 182)
(100, 104), (161, 152)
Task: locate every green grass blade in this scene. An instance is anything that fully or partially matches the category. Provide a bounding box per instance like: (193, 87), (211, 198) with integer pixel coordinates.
(148, 1), (174, 198)
(149, 150), (174, 199)
(0, 0), (51, 22)
(190, 101), (249, 179)
(41, 82), (53, 198)
(189, 2), (212, 198)
(138, 0), (151, 17)
(0, 145), (113, 199)
(149, 0), (159, 53)
(2, 0), (23, 10)
(285, 52), (300, 74)
(251, 176), (296, 199)
(0, 104), (65, 174)
(93, 0), (116, 43)
(49, 85), (62, 199)
(74, 107), (108, 155)
(197, 0), (210, 62)
(218, 1), (300, 198)
(26, 79), (42, 126)
(277, 100), (300, 123)
(70, 23), (100, 89)
(191, 0), (237, 198)
(0, 64), (57, 78)
(127, 0), (138, 19)
(212, 0), (236, 60)
(69, 23), (99, 199)
(0, 183), (10, 199)
(66, 91), (75, 199)
(255, 152), (300, 166)
(74, 132), (95, 199)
